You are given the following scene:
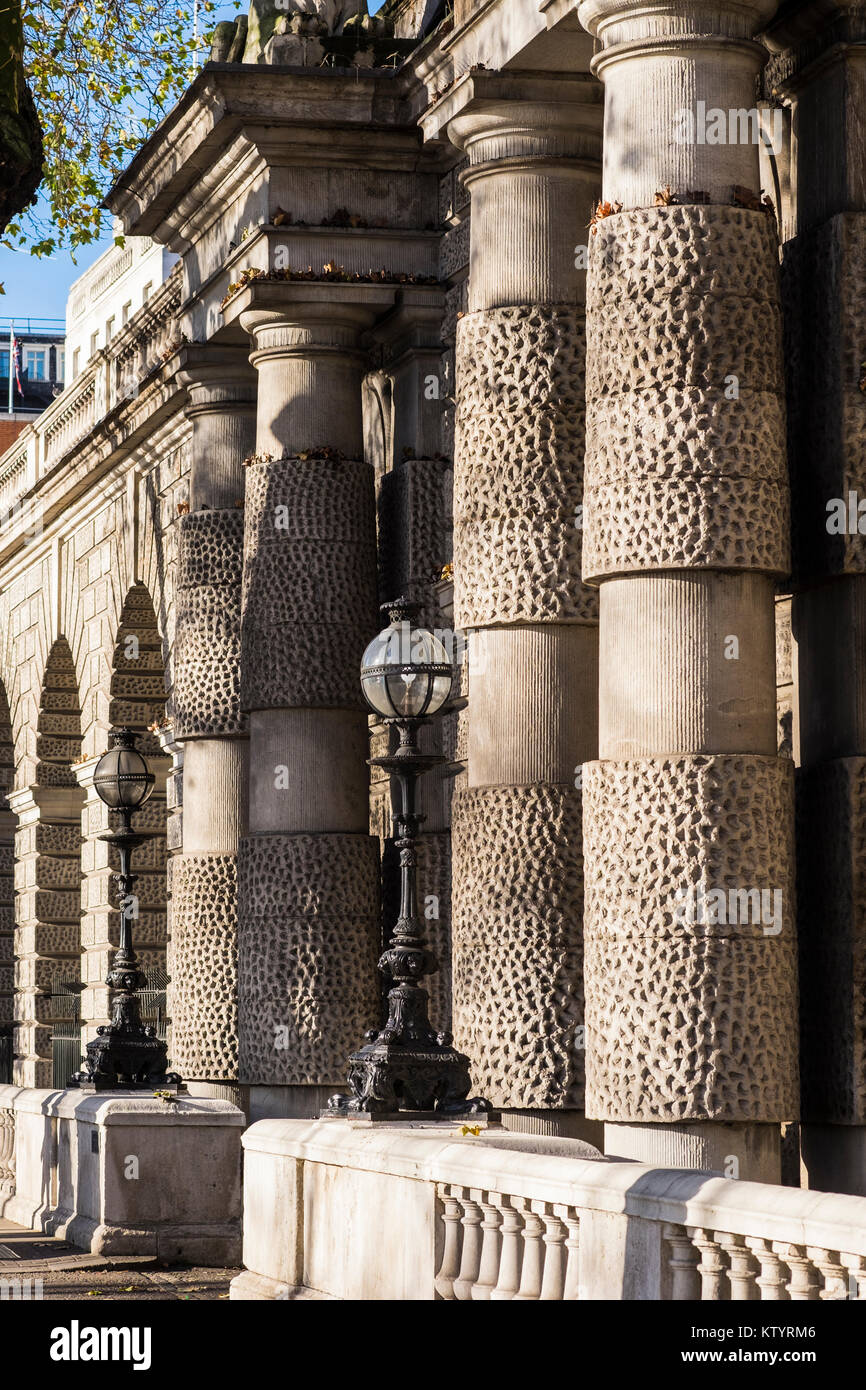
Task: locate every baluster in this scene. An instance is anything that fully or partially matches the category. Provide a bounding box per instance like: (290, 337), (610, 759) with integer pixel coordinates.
(716, 1232), (758, 1301)
(434, 1186), (464, 1300)
(807, 1247), (848, 1301)
(471, 1192), (502, 1301)
(664, 1225), (701, 1300)
(687, 1228), (729, 1300)
(840, 1255), (866, 1300)
(512, 1198), (545, 1301)
(490, 1196), (522, 1301)
(779, 1243), (820, 1300)
(538, 1203), (567, 1300)
(558, 1205), (580, 1301)
(452, 1191), (483, 1301)
(745, 1238), (789, 1299)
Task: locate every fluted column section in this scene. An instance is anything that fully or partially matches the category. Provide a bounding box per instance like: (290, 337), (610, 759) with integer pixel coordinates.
(767, 1), (866, 1193)
(446, 77), (602, 1120)
(578, 0), (796, 1178)
(231, 285), (385, 1115)
(170, 348), (256, 1092)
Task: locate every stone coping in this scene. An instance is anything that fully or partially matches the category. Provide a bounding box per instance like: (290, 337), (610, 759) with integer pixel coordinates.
(0, 1084), (245, 1127)
(242, 1117), (866, 1256)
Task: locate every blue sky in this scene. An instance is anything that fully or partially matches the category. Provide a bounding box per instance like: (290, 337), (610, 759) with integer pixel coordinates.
(0, 0), (387, 327)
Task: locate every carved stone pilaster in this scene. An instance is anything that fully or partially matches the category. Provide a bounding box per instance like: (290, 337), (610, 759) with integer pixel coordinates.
(783, 213), (866, 582)
(10, 785), (83, 1087)
(797, 758), (866, 1124)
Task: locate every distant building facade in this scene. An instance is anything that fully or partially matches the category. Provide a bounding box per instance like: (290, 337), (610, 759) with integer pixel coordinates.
(0, 328), (66, 452)
(64, 227), (177, 384)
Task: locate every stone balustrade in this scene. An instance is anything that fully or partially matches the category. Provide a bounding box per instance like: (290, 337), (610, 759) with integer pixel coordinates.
(0, 264), (182, 521)
(230, 1119), (866, 1300)
(0, 1101), (14, 1196)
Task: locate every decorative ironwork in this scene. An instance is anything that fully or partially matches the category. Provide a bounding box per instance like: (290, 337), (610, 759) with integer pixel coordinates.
(69, 729), (180, 1092)
(329, 600), (491, 1119)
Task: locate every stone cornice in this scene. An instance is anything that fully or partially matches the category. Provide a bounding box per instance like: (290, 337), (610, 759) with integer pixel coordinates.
(106, 66), (428, 247)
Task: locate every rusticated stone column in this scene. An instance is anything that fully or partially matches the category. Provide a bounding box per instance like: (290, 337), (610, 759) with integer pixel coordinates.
(577, 0), (796, 1179)
(228, 282), (387, 1121)
(170, 347), (256, 1099)
(445, 75), (602, 1130)
(766, 1), (866, 1194)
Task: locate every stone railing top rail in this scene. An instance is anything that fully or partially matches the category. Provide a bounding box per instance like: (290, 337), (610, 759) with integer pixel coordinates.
(242, 1117), (866, 1257)
(0, 1084), (246, 1127)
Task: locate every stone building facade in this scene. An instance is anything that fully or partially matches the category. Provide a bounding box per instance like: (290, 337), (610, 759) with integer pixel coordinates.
(0, 0), (864, 1204)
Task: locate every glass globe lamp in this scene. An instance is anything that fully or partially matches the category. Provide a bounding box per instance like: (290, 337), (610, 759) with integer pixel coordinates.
(92, 727), (155, 814)
(360, 610), (453, 719)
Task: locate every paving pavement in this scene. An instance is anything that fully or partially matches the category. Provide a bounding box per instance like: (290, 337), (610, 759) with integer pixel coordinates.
(0, 1217), (238, 1301)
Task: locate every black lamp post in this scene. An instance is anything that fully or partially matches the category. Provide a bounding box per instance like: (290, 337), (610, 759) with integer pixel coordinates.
(329, 598), (491, 1119)
(70, 728), (181, 1091)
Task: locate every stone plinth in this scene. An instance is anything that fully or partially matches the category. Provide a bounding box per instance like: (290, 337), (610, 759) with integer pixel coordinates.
(0, 1084), (244, 1264)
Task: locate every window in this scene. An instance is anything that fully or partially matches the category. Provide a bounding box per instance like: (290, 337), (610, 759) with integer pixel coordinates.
(142, 281), (153, 303)
(56, 349), (65, 381)
(0, 351), (8, 376)
(106, 316), (115, 343)
(122, 300), (132, 324)
(90, 331), (99, 357)
(25, 349), (46, 380)
(72, 349), (80, 380)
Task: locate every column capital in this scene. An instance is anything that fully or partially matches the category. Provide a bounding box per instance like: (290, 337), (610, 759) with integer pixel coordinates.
(224, 279), (399, 363)
(445, 71), (603, 170)
(174, 343), (257, 416)
(577, 0), (781, 48)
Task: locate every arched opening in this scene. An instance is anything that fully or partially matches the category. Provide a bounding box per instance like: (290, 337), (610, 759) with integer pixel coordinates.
(18, 637), (84, 1087)
(103, 583), (170, 1043)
